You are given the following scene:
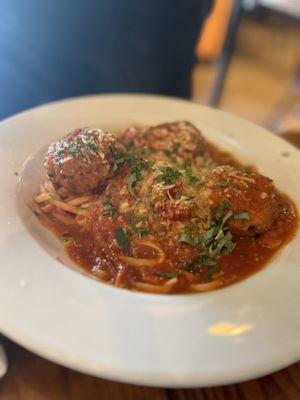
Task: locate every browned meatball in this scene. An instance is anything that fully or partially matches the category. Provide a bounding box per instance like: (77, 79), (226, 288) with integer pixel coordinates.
(120, 121), (206, 162)
(202, 166), (279, 236)
(44, 127), (124, 195)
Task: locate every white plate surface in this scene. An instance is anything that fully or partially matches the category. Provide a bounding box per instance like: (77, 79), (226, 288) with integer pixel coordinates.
(0, 94), (299, 388)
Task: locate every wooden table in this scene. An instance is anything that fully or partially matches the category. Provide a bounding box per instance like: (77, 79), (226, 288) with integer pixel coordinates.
(0, 132), (299, 400)
(1, 337), (300, 400)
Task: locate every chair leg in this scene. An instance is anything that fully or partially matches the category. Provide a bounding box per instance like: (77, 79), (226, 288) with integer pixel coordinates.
(207, 0), (242, 107)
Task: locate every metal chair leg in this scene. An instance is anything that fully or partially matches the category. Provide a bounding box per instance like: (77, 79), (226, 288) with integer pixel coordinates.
(207, 0), (242, 107)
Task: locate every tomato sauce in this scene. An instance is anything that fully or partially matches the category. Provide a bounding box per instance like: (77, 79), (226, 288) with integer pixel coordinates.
(36, 139), (299, 294)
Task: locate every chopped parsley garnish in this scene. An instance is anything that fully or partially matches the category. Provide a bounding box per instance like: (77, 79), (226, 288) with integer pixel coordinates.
(129, 214), (149, 239)
(110, 148), (152, 195)
(206, 264), (218, 281)
(183, 163), (198, 185)
(179, 217), (200, 246)
(56, 146), (66, 155)
(172, 143), (181, 152)
(215, 200), (231, 221)
(67, 138), (100, 164)
(156, 271), (178, 279)
(102, 194), (117, 218)
(54, 145), (69, 163)
(125, 140), (135, 149)
(127, 172), (138, 196)
(179, 200), (236, 281)
(69, 144), (79, 156)
(163, 142), (181, 159)
(179, 233), (197, 246)
(156, 166), (181, 185)
(110, 147), (126, 172)
(115, 228), (130, 250)
(135, 227), (149, 238)
(56, 140), (101, 164)
(14, 172), (19, 176)
(234, 211), (250, 220)
(179, 262), (195, 272)
(86, 142), (99, 154)
(218, 177), (231, 187)
(142, 132), (148, 139)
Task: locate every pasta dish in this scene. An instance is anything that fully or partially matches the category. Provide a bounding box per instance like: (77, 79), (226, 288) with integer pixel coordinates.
(33, 121), (298, 293)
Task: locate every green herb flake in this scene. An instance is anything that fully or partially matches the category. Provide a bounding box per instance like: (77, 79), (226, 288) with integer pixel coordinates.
(110, 150), (152, 195)
(163, 143), (180, 158)
(179, 233), (197, 246)
(103, 204), (117, 218)
(234, 211), (250, 220)
(179, 218), (202, 246)
(221, 211), (234, 226)
(179, 261), (206, 273)
(129, 214), (149, 239)
(156, 166), (181, 185)
(125, 140), (135, 149)
(115, 228), (130, 250)
(218, 177), (231, 187)
(86, 142), (99, 154)
(56, 146), (65, 154)
(102, 193), (118, 218)
(13, 172), (19, 176)
(183, 163), (198, 185)
(178, 199), (237, 281)
(215, 200), (231, 222)
(172, 143), (181, 152)
(69, 144), (79, 156)
(156, 271), (178, 279)
(206, 263), (218, 281)
(127, 172), (138, 196)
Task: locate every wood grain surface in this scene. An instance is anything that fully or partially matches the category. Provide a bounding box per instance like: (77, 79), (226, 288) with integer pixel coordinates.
(0, 132), (299, 399)
(1, 336), (300, 400)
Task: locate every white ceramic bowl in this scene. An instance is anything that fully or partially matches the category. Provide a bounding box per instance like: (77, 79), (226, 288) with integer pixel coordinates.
(0, 94), (299, 387)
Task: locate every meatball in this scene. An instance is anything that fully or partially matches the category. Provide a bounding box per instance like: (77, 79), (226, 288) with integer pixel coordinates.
(202, 166), (279, 236)
(120, 121), (206, 162)
(44, 127), (124, 195)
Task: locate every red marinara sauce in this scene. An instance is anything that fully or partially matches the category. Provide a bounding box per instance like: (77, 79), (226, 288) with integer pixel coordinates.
(36, 138), (299, 294)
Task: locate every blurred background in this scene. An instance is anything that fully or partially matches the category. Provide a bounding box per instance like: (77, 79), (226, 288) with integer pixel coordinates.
(0, 0), (300, 140)
(194, 0), (300, 140)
